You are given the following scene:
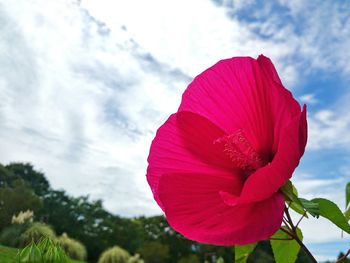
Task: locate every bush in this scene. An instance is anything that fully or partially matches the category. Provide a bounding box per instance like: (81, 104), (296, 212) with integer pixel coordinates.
(0, 224), (27, 247)
(58, 233), (87, 260)
(19, 222), (56, 246)
(98, 246), (130, 263)
(128, 253), (145, 263)
(138, 241), (169, 263)
(0, 180), (42, 230)
(177, 254), (200, 263)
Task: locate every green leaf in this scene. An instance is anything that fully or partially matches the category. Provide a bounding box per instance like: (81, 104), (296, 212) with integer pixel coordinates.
(281, 181), (307, 217)
(345, 208), (350, 221)
(311, 198), (350, 234)
(271, 227), (302, 263)
(19, 243), (43, 263)
(346, 182), (350, 209)
(235, 243), (257, 263)
(289, 201), (306, 216)
(299, 198), (319, 218)
(281, 181), (297, 201)
(281, 181), (302, 206)
(291, 184), (299, 196)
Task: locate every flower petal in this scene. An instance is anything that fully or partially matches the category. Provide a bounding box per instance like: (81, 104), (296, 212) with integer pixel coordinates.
(257, 55), (302, 153)
(158, 172), (284, 245)
(179, 56), (302, 158)
(228, 106), (307, 205)
(298, 105), (308, 157)
(256, 54), (282, 85)
(147, 111), (240, 209)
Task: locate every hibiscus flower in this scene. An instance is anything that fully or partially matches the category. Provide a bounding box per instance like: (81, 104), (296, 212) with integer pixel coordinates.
(146, 55), (307, 245)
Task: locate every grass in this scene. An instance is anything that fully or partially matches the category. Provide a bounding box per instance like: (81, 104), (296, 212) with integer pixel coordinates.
(0, 245), (18, 262)
(0, 245), (86, 263)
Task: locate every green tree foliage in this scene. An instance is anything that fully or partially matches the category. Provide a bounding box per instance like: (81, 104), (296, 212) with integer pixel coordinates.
(0, 210), (33, 248)
(0, 163), (15, 187)
(0, 223), (28, 247)
(5, 163), (50, 196)
(195, 244), (233, 263)
(20, 222), (56, 246)
(58, 233), (87, 261)
(41, 190), (122, 261)
(98, 246), (130, 263)
(138, 241), (169, 263)
(177, 254), (200, 263)
(136, 216), (233, 263)
(0, 180), (42, 230)
(113, 217), (144, 254)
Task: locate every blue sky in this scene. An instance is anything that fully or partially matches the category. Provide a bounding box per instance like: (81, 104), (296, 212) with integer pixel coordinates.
(0, 0), (349, 261)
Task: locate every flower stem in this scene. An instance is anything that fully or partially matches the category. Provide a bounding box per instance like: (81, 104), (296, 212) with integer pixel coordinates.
(336, 249), (350, 263)
(295, 212), (306, 228)
(284, 206), (318, 263)
(293, 234), (318, 263)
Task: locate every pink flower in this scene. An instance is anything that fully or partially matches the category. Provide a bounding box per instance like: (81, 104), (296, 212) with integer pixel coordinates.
(146, 55), (307, 245)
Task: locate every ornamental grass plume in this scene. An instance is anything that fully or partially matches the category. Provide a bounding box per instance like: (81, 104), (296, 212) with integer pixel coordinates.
(147, 55), (307, 245)
(98, 246), (130, 263)
(11, 210), (34, 225)
(58, 233), (87, 261)
(19, 222), (56, 247)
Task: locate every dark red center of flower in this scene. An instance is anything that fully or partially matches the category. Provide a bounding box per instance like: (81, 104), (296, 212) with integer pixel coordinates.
(214, 130), (264, 179)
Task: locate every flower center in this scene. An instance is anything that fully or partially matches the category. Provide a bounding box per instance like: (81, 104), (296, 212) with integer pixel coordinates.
(214, 130), (264, 178)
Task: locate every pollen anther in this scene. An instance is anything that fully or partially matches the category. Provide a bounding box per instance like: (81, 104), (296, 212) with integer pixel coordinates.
(214, 130), (263, 175)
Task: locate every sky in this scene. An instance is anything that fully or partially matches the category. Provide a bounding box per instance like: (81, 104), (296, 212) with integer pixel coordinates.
(0, 0), (349, 261)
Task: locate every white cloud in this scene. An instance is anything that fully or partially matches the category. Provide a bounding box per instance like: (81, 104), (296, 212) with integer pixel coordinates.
(308, 108), (350, 150)
(241, 1), (350, 77)
(299, 94), (319, 105)
(0, 0), (182, 216)
(80, 0), (302, 87)
(293, 173), (347, 206)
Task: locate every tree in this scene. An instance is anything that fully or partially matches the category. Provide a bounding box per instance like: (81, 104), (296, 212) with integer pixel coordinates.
(140, 215), (194, 262)
(41, 190), (119, 262)
(0, 180), (42, 230)
(0, 163), (15, 188)
(112, 217), (143, 254)
(5, 163), (50, 195)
